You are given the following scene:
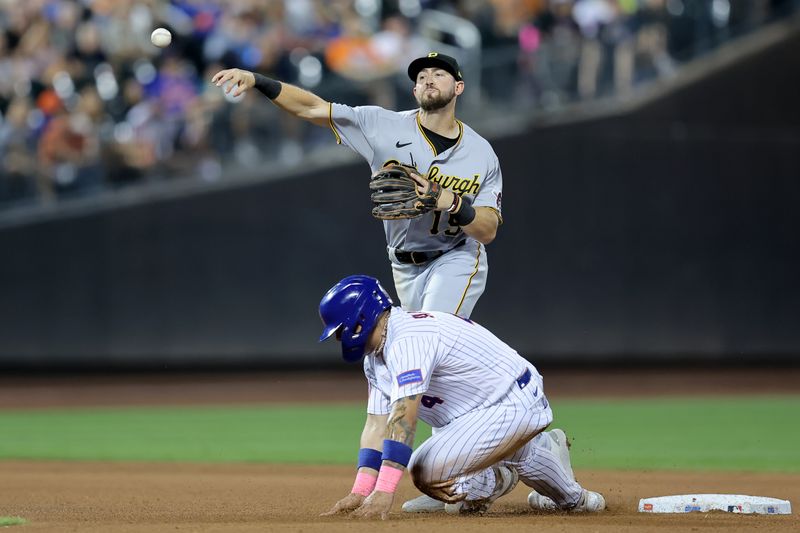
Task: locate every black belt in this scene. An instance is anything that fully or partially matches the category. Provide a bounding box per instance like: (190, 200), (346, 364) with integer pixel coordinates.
(394, 240), (466, 265)
(516, 368), (532, 389)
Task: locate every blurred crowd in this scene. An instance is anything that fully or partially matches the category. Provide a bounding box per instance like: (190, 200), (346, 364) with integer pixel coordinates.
(0, 0), (797, 207)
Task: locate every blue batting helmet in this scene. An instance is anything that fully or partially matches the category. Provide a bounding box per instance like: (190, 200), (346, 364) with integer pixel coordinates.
(319, 275), (393, 362)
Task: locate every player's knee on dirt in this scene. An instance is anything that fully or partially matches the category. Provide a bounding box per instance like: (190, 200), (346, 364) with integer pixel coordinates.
(410, 462), (463, 503)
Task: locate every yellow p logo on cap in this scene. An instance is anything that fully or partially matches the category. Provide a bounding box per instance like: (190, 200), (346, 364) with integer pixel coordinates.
(428, 52), (438, 57)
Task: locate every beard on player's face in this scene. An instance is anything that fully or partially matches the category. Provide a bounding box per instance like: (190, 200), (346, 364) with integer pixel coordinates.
(417, 86), (456, 111)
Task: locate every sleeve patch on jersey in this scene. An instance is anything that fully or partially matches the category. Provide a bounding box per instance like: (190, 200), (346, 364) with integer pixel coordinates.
(397, 369), (423, 386)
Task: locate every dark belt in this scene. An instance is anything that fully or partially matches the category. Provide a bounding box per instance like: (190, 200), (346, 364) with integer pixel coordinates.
(394, 240), (466, 265)
(516, 368), (532, 389)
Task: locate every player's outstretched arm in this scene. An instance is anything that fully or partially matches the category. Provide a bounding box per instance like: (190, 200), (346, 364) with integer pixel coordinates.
(320, 413), (388, 517)
(351, 395), (421, 520)
(211, 68), (330, 127)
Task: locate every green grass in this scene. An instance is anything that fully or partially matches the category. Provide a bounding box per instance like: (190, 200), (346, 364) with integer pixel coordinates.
(0, 517), (27, 527)
(0, 396), (798, 472)
(553, 396), (800, 472)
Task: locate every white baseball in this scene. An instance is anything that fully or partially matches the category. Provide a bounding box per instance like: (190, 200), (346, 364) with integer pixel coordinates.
(150, 28), (172, 48)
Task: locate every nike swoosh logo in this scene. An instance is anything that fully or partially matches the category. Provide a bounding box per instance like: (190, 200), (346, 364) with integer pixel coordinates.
(395, 141), (412, 148)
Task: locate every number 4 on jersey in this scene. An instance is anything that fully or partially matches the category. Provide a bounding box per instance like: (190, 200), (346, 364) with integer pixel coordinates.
(421, 395), (444, 408)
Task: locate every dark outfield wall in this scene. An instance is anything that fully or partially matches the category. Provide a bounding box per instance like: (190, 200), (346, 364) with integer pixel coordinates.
(0, 168), (394, 367)
(1, 26), (799, 368)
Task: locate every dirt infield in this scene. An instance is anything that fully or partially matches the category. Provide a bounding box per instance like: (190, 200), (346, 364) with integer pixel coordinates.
(1, 367), (797, 531)
(1, 462), (797, 532)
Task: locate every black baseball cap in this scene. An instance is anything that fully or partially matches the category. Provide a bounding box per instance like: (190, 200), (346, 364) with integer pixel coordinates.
(408, 52), (463, 82)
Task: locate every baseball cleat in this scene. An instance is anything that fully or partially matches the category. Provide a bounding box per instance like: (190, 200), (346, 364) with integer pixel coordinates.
(445, 465), (519, 515)
(572, 489), (606, 512)
(527, 491), (558, 511)
(548, 428), (575, 481)
(401, 494), (445, 513)
(528, 489), (606, 512)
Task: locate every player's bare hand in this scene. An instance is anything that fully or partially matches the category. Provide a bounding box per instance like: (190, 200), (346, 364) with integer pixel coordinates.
(320, 493), (365, 516)
(408, 170), (427, 191)
(211, 68), (255, 97)
(351, 490), (394, 520)
(412, 173), (454, 211)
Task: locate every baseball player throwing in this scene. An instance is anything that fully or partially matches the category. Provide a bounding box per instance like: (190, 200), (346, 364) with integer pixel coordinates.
(211, 52), (502, 319)
(213, 52), (503, 514)
(317, 275), (606, 519)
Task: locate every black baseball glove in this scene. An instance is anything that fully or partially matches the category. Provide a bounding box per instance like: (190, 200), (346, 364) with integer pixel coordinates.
(369, 164), (442, 220)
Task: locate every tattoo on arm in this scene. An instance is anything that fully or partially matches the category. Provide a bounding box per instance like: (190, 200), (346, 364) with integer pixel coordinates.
(387, 395), (419, 446)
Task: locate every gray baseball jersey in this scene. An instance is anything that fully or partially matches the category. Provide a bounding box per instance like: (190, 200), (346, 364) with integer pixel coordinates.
(329, 103), (503, 317)
(362, 308), (584, 505)
(329, 104), (503, 251)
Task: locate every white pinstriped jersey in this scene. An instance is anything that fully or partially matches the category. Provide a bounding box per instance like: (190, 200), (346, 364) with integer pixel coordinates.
(364, 307), (538, 428)
(329, 104), (503, 252)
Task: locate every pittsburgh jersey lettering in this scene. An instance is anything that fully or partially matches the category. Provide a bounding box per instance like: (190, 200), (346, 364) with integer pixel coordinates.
(329, 104), (503, 251)
(427, 166), (480, 196)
